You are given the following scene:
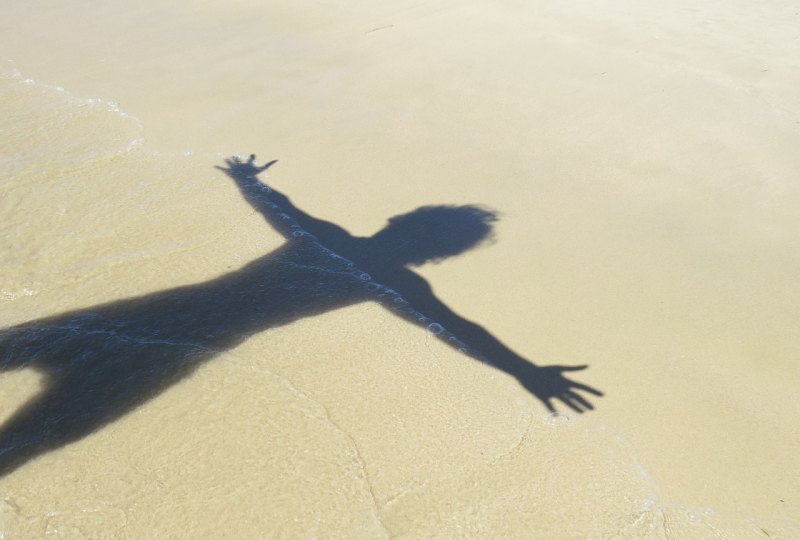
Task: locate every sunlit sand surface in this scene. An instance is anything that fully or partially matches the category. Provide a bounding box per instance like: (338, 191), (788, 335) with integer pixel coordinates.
(2, 0), (799, 537)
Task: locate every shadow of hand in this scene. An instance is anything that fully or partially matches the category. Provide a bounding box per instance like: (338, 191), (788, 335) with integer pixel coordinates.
(513, 363), (603, 414)
(215, 154), (277, 179)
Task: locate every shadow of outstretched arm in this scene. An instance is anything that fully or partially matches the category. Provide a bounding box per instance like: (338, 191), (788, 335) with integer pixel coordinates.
(216, 155), (352, 246)
(387, 268), (603, 413)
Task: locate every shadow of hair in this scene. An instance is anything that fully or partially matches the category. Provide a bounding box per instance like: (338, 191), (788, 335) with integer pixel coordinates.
(371, 205), (498, 266)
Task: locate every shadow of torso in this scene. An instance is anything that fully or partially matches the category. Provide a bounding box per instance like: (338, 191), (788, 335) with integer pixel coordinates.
(0, 236), (374, 474)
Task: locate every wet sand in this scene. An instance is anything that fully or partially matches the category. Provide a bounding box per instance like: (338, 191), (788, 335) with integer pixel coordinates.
(2, 0), (799, 537)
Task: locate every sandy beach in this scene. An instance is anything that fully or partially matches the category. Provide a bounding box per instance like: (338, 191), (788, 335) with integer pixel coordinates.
(2, 0), (799, 537)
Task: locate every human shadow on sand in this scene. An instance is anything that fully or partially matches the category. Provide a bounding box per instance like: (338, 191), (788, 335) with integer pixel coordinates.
(0, 155), (601, 475)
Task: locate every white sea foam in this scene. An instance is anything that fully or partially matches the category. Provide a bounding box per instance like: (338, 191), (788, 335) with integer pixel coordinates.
(1, 60), (146, 177)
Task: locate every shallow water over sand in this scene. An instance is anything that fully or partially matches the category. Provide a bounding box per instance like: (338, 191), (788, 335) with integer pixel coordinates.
(2, 0), (800, 537)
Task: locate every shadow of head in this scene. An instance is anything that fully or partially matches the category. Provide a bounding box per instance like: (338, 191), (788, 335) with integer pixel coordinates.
(370, 205), (498, 267)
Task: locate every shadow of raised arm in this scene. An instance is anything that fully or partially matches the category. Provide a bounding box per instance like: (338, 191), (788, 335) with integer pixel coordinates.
(385, 267), (603, 413)
(216, 155), (352, 245)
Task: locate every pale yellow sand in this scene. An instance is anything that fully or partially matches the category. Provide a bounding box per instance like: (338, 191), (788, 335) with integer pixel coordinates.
(2, 0), (799, 537)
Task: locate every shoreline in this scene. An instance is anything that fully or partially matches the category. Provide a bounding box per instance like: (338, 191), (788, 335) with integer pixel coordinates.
(2, 0), (799, 536)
